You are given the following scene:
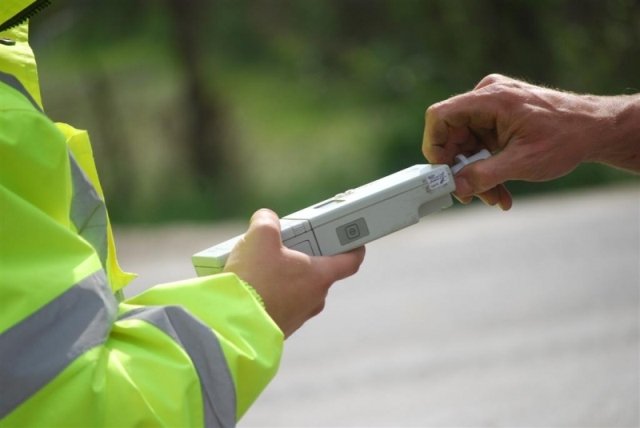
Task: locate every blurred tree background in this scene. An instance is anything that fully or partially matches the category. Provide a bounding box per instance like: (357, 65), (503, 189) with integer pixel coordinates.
(30, 0), (639, 223)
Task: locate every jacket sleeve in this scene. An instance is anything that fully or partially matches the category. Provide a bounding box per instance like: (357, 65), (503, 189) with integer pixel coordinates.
(122, 274), (284, 421)
(0, 83), (283, 428)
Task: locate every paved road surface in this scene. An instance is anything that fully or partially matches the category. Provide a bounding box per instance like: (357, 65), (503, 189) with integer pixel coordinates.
(119, 186), (639, 427)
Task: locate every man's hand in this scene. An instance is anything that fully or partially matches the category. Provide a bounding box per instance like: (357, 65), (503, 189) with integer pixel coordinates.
(423, 74), (640, 210)
(224, 209), (366, 338)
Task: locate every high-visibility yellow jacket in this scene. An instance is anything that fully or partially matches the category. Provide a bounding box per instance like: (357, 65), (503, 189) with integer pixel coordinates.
(0, 5), (283, 427)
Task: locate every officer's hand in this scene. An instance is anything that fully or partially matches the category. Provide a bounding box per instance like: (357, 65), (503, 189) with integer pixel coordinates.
(224, 209), (365, 338)
(422, 74), (626, 210)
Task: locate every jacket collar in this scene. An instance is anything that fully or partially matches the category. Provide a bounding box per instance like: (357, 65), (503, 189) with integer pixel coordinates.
(0, 0), (50, 33)
(0, 1), (44, 109)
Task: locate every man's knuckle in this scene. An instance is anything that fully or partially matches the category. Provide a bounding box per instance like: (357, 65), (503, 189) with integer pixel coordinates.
(479, 73), (505, 87)
(425, 103), (440, 120)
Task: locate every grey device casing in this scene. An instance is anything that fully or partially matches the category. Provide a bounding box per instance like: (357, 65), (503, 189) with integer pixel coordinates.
(192, 163), (456, 276)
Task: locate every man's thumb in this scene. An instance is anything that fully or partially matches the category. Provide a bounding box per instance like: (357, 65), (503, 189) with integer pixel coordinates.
(454, 150), (518, 197)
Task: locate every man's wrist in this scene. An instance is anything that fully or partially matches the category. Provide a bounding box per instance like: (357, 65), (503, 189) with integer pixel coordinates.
(586, 94), (640, 171)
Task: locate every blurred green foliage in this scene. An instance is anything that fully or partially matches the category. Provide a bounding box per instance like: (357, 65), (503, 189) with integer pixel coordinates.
(31, 0), (639, 223)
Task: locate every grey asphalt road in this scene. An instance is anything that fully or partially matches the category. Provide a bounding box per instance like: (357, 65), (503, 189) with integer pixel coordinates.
(119, 186), (639, 428)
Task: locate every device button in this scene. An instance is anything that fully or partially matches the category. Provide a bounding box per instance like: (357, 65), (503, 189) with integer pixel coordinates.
(336, 217), (370, 245)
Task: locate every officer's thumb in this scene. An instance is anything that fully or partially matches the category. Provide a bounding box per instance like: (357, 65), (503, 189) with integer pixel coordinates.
(246, 209), (282, 250)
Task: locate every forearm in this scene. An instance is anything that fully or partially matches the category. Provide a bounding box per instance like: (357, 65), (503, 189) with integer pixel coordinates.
(586, 94), (640, 172)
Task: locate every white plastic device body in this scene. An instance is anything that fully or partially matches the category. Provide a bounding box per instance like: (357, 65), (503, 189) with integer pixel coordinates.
(192, 150), (490, 276)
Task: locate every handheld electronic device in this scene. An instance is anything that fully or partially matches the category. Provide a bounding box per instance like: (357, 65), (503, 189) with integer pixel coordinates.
(192, 150), (490, 276)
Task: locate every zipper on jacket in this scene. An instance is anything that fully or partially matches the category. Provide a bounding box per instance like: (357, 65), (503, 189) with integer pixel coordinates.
(0, 0), (51, 33)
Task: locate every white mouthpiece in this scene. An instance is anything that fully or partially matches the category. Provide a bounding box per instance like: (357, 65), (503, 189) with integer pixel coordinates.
(451, 149), (491, 175)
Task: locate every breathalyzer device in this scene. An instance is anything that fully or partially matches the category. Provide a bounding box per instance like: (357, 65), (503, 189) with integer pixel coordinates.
(192, 150), (490, 276)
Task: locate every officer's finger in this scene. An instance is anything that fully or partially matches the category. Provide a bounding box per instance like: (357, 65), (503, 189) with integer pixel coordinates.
(314, 246), (366, 283)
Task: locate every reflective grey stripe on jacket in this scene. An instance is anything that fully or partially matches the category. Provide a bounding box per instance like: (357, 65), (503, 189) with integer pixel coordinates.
(0, 270), (116, 419)
(120, 306), (237, 428)
(0, 71), (109, 268)
(0, 71), (41, 112)
(68, 152), (108, 267)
